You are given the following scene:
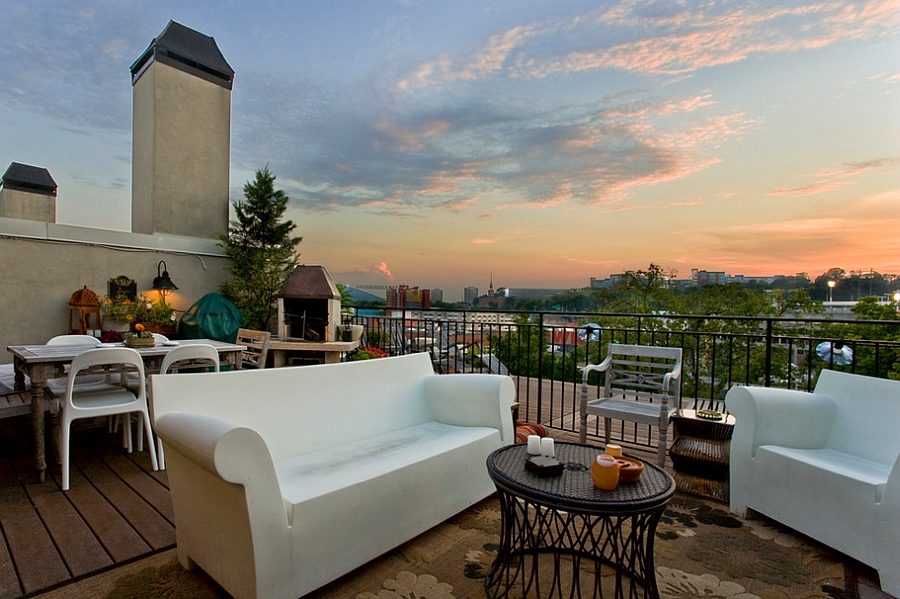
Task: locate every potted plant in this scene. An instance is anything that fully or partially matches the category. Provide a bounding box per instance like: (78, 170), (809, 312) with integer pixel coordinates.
(102, 293), (178, 334)
(124, 323), (156, 347)
(349, 346), (387, 361)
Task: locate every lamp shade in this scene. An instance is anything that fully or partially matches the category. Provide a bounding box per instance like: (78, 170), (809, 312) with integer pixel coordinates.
(153, 260), (178, 291)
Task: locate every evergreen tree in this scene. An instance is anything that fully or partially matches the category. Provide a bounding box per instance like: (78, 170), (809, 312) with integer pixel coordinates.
(219, 168), (302, 331)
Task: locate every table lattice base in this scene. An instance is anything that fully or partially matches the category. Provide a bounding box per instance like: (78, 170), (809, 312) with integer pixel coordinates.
(485, 491), (667, 599)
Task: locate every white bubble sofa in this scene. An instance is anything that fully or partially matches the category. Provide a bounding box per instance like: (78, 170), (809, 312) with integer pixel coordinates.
(150, 352), (515, 599)
(725, 369), (900, 597)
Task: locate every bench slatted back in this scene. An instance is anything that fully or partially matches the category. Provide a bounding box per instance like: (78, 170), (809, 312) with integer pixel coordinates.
(603, 344), (682, 407)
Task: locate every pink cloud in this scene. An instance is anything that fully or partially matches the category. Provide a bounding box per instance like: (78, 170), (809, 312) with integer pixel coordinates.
(375, 262), (393, 279)
(768, 181), (854, 197)
(813, 158), (899, 178)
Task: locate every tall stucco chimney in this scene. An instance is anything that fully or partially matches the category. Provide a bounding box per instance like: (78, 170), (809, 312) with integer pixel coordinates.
(130, 21), (234, 239)
(0, 162), (57, 222)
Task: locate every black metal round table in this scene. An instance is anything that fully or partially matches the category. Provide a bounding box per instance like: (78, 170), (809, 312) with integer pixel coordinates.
(484, 442), (676, 599)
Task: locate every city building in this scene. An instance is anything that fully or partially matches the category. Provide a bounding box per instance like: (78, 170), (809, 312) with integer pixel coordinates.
(691, 269), (727, 287)
(386, 285), (431, 310)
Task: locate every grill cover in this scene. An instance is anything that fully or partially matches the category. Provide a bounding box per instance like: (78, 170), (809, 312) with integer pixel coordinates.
(180, 293), (243, 342)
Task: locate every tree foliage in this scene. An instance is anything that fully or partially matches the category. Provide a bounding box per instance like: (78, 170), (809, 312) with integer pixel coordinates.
(219, 168), (301, 331)
(613, 263), (677, 313)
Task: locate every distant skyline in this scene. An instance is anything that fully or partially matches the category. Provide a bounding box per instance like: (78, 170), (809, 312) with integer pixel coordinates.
(1, 1), (898, 302)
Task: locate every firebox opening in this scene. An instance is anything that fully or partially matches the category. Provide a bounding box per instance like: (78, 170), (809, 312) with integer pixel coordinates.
(283, 299), (329, 341)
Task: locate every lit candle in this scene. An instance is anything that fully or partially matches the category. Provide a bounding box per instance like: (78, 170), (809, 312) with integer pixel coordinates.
(526, 435), (542, 455)
(540, 437), (555, 458)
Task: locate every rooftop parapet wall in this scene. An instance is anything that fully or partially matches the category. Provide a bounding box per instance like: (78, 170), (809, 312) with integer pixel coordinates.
(0, 217), (231, 360)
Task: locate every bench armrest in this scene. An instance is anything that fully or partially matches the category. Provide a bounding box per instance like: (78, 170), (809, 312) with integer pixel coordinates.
(581, 356), (613, 383)
(725, 385), (836, 456)
(663, 362), (682, 393)
(425, 374), (516, 444)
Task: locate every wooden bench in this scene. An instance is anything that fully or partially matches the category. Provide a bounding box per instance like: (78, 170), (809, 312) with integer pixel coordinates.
(579, 344), (683, 465)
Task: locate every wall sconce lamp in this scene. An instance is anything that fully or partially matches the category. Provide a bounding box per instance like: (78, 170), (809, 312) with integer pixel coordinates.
(152, 260), (178, 303)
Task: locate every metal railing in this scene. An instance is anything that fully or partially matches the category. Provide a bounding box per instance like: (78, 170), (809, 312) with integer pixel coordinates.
(347, 307), (900, 451)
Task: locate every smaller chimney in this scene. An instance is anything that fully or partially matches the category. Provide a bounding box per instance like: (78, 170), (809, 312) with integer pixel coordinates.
(0, 162), (57, 223)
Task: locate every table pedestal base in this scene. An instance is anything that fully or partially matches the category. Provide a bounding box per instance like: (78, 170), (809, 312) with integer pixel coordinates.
(485, 489), (667, 599)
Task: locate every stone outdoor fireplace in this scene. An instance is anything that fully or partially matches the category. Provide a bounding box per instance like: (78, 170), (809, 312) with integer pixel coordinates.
(276, 265), (341, 342)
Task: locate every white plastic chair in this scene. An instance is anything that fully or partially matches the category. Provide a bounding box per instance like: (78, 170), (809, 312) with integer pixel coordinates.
(45, 334), (116, 395)
(59, 347), (159, 490)
(152, 343), (220, 469)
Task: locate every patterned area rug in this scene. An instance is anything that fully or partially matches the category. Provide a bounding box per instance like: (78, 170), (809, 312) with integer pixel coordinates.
(30, 493), (888, 599)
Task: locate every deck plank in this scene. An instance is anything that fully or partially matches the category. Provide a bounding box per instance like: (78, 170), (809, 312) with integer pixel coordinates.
(0, 529), (20, 599)
(74, 447), (174, 550)
(94, 444), (175, 524)
(0, 459), (69, 595)
(60, 451), (151, 563)
(14, 457), (114, 578)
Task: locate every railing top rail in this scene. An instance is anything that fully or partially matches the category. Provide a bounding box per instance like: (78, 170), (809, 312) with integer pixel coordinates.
(348, 305), (900, 327)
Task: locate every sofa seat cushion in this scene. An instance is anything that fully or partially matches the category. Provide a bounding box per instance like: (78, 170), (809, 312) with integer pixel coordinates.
(757, 446), (890, 502)
(276, 421), (498, 507)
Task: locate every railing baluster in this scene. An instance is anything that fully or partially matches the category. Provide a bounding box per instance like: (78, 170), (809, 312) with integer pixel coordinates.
(348, 305), (900, 450)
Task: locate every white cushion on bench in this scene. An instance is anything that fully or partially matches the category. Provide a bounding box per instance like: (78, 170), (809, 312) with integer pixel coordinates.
(757, 446), (890, 501)
(277, 421), (498, 506)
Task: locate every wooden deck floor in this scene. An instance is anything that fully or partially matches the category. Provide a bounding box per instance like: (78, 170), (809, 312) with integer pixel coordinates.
(0, 409), (172, 599)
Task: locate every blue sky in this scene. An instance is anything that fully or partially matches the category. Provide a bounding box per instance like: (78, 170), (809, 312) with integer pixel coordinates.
(1, 0), (898, 300)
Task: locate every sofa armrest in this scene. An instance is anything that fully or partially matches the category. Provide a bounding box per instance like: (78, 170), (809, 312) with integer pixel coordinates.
(155, 412), (287, 525)
(725, 385), (836, 455)
(425, 374), (516, 444)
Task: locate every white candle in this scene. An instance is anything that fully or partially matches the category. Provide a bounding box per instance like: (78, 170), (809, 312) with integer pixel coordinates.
(540, 437), (555, 458)
(526, 435), (542, 455)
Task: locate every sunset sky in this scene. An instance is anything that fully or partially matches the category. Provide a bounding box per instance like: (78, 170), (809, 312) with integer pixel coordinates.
(1, 1), (898, 301)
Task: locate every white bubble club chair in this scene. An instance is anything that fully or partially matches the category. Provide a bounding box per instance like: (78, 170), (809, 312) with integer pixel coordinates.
(579, 344), (683, 466)
(59, 347), (159, 491)
(726, 370), (900, 597)
(153, 343), (220, 469)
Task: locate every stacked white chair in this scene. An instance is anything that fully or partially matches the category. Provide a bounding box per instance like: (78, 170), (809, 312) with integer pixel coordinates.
(152, 343), (220, 469)
(59, 347), (158, 490)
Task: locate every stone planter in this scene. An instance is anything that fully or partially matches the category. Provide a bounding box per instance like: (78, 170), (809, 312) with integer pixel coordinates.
(102, 318), (131, 333)
(338, 324), (364, 342)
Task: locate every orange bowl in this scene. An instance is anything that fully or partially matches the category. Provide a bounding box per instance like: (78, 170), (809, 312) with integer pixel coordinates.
(616, 457), (645, 483)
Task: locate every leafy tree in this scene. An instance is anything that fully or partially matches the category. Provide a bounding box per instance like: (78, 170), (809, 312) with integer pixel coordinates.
(336, 283), (354, 315)
(613, 264), (676, 314)
(219, 168), (301, 331)
(771, 289), (823, 316)
(813, 268), (847, 301)
(851, 296), (900, 321)
(492, 315), (545, 378)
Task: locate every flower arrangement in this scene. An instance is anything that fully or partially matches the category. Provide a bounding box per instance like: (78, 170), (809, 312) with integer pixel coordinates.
(350, 346), (388, 361)
(124, 322), (157, 347)
(131, 323), (153, 339)
(102, 293), (177, 327)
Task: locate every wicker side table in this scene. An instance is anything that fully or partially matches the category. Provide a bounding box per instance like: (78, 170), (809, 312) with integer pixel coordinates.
(485, 442), (675, 599)
(668, 409), (736, 503)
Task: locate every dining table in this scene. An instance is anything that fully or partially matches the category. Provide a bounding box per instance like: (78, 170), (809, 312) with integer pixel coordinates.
(7, 338), (246, 483)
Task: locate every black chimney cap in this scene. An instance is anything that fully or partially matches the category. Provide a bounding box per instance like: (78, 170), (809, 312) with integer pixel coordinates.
(1, 162), (57, 196)
(130, 20), (234, 89)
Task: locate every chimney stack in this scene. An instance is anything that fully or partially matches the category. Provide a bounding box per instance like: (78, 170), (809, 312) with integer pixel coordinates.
(0, 162), (57, 223)
(130, 21), (234, 239)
